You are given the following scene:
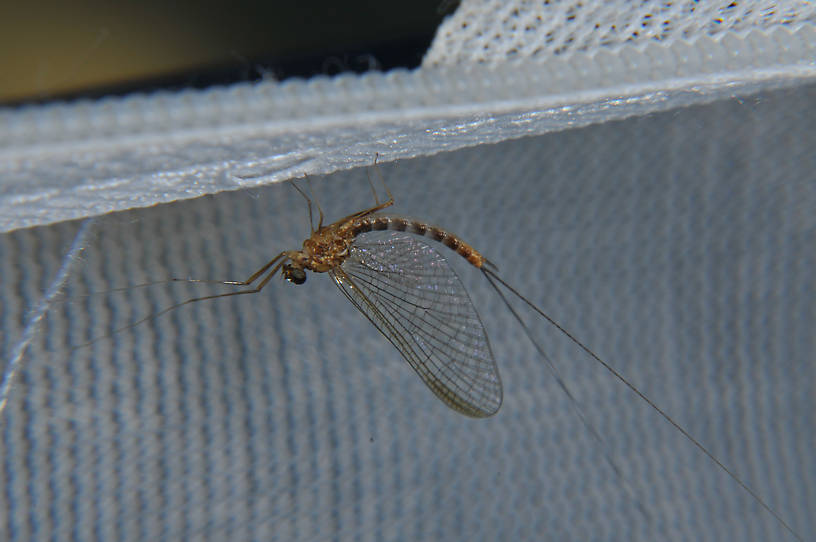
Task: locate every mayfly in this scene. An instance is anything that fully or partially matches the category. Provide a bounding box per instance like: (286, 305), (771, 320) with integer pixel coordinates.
(8, 161), (802, 541)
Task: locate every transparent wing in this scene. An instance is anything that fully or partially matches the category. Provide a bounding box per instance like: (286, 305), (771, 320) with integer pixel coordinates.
(329, 232), (502, 418)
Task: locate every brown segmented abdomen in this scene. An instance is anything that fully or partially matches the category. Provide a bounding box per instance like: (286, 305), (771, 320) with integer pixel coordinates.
(349, 215), (486, 268)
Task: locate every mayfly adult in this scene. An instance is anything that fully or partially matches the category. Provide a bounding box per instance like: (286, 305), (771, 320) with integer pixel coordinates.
(74, 177), (505, 418)
(1, 161), (803, 541)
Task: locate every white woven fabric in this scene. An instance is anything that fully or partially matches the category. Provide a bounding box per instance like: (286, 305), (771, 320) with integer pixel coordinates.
(2, 85), (813, 541)
(0, 3), (814, 541)
(426, 0), (816, 64)
(1, 1), (814, 232)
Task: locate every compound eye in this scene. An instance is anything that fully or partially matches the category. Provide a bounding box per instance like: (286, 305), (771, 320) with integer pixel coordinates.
(283, 265), (307, 285)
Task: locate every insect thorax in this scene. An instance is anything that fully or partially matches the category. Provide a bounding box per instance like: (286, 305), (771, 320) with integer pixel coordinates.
(301, 231), (353, 272)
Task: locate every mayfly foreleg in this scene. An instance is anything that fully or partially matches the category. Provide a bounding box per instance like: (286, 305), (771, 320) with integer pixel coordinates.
(75, 254), (290, 348)
(67, 254), (290, 302)
(171, 252), (288, 288)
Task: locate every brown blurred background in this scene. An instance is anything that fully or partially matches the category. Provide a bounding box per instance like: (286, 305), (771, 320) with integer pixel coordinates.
(0, 1), (458, 105)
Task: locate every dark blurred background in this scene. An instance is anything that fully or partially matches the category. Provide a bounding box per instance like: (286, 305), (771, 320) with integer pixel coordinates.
(0, 1), (458, 105)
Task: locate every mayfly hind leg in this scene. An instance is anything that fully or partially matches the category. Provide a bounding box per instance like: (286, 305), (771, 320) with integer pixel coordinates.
(327, 155), (396, 225)
(288, 177), (326, 232)
(367, 152), (395, 207)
